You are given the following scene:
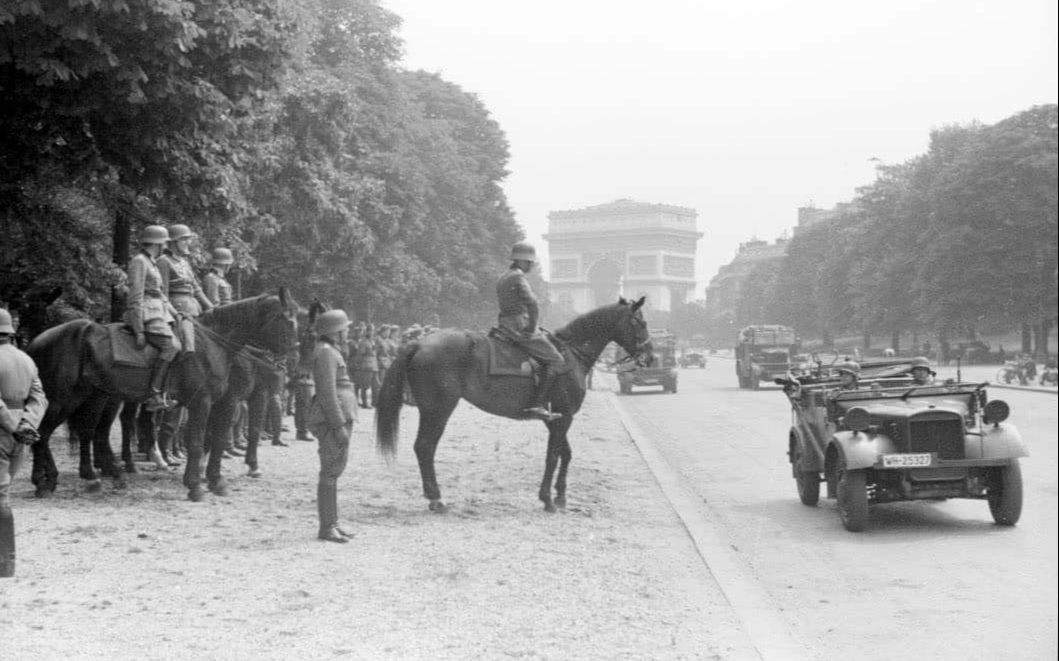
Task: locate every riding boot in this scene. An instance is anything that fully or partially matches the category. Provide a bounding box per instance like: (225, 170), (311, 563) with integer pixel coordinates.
(524, 367), (562, 421)
(0, 506), (15, 578)
(144, 358), (174, 412)
(317, 482), (347, 543)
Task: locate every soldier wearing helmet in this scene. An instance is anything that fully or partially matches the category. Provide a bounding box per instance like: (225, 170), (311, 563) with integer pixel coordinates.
(909, 356), (935, 385)
(835, 360), (860, 390)
(202, 247), (235, 307)
(307, 309), (356, 543)
(1, 307), (47, 578)
(351, 322), (378, 408)
(124, 225), (182, 411)
(496, 241), (566, 421)
(157, 224), (214, 349)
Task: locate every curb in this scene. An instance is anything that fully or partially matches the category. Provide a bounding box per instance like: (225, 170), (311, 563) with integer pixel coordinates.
(605, 390), (813, 661)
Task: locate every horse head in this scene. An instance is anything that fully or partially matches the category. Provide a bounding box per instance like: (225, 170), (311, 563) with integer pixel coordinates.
(613, 296), (655, 367)
(297, 298), (329, 366)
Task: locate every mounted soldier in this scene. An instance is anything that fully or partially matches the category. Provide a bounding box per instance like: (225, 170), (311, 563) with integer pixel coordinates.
(202, 247), (234, 307)
(124, 225), (181, 412)
(495, 241), (566, 421)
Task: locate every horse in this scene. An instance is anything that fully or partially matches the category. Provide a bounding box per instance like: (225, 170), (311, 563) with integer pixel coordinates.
(376, 296), (654, 513)
(26, 290), (301, 501)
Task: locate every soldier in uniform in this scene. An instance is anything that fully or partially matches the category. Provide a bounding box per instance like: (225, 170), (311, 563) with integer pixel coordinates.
(202, 247), (234, 307)
(909, 356), (936, 385)
(496, 241), (566, 421)
(835, 361), (860, 390)
(308, 309), (356, 543)
(157, 224), (215, 459)
(1, 308), (47, 578)
(351, 323), (378, 408)
(125, 225), (181, 412)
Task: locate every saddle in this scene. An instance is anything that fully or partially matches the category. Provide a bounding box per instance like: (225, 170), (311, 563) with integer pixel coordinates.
(107, 324), (159, 368)
(485, 328), (537, 378)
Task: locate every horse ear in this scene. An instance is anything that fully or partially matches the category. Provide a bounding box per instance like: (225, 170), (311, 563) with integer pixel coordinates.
(618, 296), (628, 305)
(632, 296), (645, 311)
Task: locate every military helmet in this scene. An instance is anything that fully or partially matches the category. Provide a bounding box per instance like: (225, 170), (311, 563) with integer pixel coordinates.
(837, 361), (860, 376)
(315, 309), (351, 335)
(0, 308), (15, 334)
(211, 247), (234, 265)
(510, 241), (537, 262)
(168, 224), (196, 241)
(140, 225), (170, 244)
(910, 356), (932, 369)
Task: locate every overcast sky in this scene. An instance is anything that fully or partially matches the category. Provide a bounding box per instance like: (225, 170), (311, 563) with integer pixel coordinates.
(382, 0), (1058, 294)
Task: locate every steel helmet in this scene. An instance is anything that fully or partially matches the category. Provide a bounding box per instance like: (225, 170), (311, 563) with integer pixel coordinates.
(211, 247), (234, 265)
(140, 225), (170, 244)
(910, 356), (932, 369)
(510, 241), (537, 262)
(315, 309), (351, 336)
(168, 224), (196, 242)
(0, 308), (14, 334)
(837, 361), (860, 376)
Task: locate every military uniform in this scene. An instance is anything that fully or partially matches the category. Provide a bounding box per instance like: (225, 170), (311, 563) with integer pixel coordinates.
(202, 268), (233, 307)
(308, 325), (356, 542)
(496, 265), (564, 367)
(157, 251), (212, 352)
(351, 329), (378, 408)
(1, 332), (48, 578)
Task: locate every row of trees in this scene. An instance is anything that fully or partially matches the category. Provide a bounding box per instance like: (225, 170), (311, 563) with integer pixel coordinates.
(1, 0), (523, 330)
(724, 105), (1057, 356)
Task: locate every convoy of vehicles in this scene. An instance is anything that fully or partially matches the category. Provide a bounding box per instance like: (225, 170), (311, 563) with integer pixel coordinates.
(780, 361), (1026, 532)
(735, 325), (797, 389)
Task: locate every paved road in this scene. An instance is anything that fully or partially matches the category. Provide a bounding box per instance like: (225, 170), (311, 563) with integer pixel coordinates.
(609, 360), (1058, 661)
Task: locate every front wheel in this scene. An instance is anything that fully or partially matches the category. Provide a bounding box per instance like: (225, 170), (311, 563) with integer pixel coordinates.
(792, 443), (820, 506)
(988, 460), (1023, 526)
(836, 458), (869, 532)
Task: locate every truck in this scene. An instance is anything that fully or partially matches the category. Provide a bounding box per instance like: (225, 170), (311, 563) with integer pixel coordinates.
(617, 329), (679, 394)
(735, 325), (796, 389)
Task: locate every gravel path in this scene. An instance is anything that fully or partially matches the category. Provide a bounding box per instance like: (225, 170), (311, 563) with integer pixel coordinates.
(3, 388), (754, 660)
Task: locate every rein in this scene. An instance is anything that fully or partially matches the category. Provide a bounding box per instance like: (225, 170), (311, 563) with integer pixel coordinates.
(191, 318), (289, 372)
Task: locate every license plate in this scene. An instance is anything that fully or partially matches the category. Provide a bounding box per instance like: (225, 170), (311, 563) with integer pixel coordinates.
(882, 453), (933, 468)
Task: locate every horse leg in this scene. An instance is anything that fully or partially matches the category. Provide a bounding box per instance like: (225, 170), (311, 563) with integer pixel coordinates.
(119, 401), (138, 473)
(413, 398), (459, 513)
(31, 404), (70, 497)
(94, 398), (126, 489)
(244, 386), (268, 478)
(552, 419), (574, 510)
(69, 399), (104, 492)
(181, 395), (210, 502)
(137, 407), (168, 470)
(205, 399), (233, 496)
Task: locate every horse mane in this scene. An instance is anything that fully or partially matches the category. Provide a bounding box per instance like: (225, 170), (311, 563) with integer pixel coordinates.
(199, 294), (277, 333)
(554, 303), (623, 344)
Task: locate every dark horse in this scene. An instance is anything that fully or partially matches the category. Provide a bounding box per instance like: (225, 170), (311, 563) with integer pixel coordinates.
(376, 296), (654, 513)
(26, 291), (300, 501)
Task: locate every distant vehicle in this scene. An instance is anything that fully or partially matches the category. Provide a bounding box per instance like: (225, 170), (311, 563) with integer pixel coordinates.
(735, 325), (796, 389)
(617, 329), (678, 394)
(780, 369), (1026, 532)
(680, 334), (708, 368)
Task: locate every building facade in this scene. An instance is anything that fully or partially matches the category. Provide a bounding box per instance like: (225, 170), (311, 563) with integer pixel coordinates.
(543, 199), (701, 317)
(704, 237), (789, 336)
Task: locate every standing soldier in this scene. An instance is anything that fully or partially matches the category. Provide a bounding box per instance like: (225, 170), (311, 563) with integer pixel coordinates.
(125, 225), (181, 412)
(307, 309), (356, 543)
(202, 247), (234, 307)
(351, 323), (378, 409)
(496, 241), (566, 421)
(1, 308), (47, 578)
(156, 224), (215, 460)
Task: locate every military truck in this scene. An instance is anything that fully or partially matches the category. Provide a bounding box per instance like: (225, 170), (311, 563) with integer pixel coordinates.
(617, 329), (679, 394)
(735, 325), (796, 389)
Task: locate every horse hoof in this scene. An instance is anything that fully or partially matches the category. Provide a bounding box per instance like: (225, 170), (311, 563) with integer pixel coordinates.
(85, 479), (103, 493)
(187, 486), (205, 502)
(555, 496), (567, 510)
(247, 467), (262, 478)
(428, 500), (447, 514)
(113, 478), (128, 491)
(543, 502), (557, 513)
(34, 488), (53, 499)
(208, 481), (229, 497)
(124, 462), (138, 474)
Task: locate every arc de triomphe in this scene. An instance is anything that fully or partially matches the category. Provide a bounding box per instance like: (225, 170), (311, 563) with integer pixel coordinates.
(543, 199), (701, 317)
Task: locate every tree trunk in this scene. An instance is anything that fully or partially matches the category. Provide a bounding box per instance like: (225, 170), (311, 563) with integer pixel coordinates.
(862, 330), (871, 351)
(911, 330), (920, 354)
(1021, 323), (1032, 354)
(891, 329), (901, 355)
(938, 327), (950, 366)
(110, 212), (131, 322)
(1035, 318), (1052, 357)
(822, 327), (834, 350)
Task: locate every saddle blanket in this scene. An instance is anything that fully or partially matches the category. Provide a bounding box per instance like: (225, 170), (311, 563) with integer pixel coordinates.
(486, 332), (534, 377)
(107, 323), (158, 368)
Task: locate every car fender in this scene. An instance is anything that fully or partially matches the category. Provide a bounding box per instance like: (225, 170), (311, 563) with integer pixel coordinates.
(830, 431), (898, 470)
(966, 422), (1029, 460)
(790, 426), (824, 472)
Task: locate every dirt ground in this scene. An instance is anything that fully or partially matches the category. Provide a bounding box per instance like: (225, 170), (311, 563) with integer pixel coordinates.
(2, 388), (753, 660)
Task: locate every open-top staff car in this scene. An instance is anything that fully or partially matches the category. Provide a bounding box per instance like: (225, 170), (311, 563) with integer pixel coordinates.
(780, 366), (1027, 532)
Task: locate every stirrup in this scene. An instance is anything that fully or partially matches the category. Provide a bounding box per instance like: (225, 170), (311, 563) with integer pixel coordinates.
(523, 406), (562, 422)
(143, 390), (175, 412)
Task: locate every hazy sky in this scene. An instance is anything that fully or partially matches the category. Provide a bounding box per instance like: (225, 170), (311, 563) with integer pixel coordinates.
(383, 0), (1058, 293)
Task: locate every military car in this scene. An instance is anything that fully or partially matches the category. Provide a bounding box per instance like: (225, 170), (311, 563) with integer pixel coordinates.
(617, 329), (678, 394)
(735, 325), (796, 389)
(780, 366), (1027, 532)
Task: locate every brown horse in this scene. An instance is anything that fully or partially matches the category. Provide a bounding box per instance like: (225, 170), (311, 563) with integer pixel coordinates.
(376, 296), (654, 513)
(27, 291), (301, 501)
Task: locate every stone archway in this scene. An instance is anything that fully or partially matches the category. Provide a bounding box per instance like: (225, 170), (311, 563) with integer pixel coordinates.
(587, 259), (623, 308)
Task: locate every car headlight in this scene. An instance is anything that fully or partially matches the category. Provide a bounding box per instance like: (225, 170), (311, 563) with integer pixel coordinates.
(844, 407), (871, 432)
(983, 399), (1010, 424)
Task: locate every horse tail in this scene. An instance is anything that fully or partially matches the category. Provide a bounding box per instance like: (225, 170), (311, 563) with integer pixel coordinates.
(376, 341), (418, 460)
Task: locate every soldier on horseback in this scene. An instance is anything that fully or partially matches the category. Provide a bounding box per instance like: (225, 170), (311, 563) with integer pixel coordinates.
(496, 241), (565, 422)
(158, 224), (214, 349)
(202, 247), (235, 307)
(125, 225), (182, 412)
